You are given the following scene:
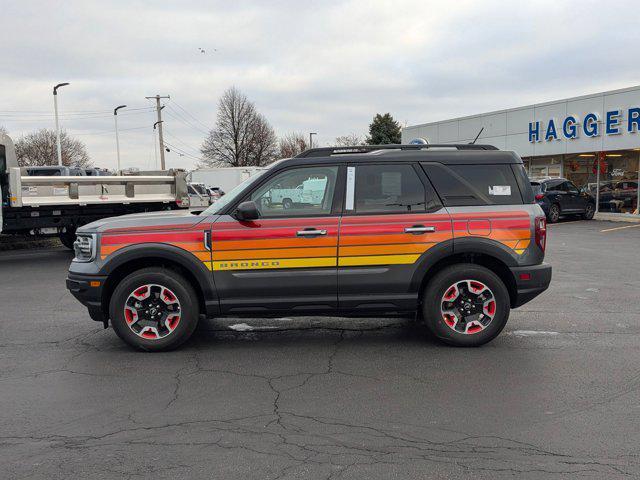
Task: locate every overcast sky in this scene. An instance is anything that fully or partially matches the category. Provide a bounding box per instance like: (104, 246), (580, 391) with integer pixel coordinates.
(1, 0), (639, 170)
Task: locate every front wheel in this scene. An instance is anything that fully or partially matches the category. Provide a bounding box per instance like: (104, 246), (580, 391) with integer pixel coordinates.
(583, 203), (595, 220)
(109, 268), (200, 351)
(422, 264), (510, 347)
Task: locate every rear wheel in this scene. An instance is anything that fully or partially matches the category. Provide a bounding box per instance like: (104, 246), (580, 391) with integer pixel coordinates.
(422, 264), (510, 347)
(59, 227), (76, 250)
(109, 268), (200, 351)
(547, 203), (560, 223)
(282, 198), (293, 209)
(583, 202), (595, 220)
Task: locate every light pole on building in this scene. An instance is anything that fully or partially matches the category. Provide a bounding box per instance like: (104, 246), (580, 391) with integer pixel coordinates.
(113, 105), (127, 173)
(309, 132), (317, 149)
(53, 83), (70, 166)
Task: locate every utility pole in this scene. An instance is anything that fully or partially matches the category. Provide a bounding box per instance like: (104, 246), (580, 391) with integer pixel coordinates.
(145, 94), (170, 169)
(113, 105), (126, 173)
(309, 132), (317, 149)
(53, 83), (70, 166)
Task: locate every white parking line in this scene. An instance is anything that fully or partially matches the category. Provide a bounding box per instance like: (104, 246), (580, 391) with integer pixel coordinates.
(600, 224), (640, 233)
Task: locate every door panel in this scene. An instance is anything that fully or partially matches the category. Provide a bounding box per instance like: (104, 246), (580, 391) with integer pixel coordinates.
(338, 212), (453, 312)
(211, 215), (339, 314)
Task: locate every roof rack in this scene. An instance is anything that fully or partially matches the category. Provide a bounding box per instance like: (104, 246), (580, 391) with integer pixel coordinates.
(296, 144), (498, 158)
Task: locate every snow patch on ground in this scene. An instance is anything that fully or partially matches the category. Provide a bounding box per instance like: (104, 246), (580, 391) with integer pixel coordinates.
(510, 330), (560, 337)
(228, 323), (254, 332)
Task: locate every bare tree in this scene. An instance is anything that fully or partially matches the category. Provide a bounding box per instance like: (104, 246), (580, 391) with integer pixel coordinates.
(248, 113), (279, 166)
(279, 132), (309, 158)
(15, 129), (91, 167)
(200, 87), (277, 167)
(0, 126), (8, 136)
(334, 133), (364, 147)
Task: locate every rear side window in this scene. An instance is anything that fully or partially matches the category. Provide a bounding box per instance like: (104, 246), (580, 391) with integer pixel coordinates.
(352, 164), (439, 214)
(421, 163), (523, 206)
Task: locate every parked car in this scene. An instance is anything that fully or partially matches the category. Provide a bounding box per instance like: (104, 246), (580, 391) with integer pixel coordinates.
(531, 178), (595, 222)
(25, 165), (86, 176)
(67, 144), (551, 351)
(207, 187), (225, 201)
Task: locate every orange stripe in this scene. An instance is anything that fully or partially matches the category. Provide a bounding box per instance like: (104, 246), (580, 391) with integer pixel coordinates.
(455, 229), (530, 240)
(339, 232), (452, 246)
(213, 247), (336, 260)
(339, 243), (432, 256)
(214, 237), (337, 251)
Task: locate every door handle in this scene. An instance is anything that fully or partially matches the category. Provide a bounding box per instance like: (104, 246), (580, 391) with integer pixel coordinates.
(204, 230), (212, 250)
(296, 229), (327, 237)
(404, 225), (436, 234)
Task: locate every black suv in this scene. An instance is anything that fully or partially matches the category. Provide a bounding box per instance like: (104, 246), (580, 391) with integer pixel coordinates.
(67, 144), (552, 351)
(531, 178), (595, 223)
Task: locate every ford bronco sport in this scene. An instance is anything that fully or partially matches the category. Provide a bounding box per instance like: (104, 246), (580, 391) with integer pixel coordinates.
(67, 145), (551, 351)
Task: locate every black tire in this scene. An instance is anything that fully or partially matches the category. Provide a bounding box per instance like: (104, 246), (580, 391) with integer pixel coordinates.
(547, 203), (560, 223)
(583, 202), (595, 220)
(109, 267), (200, 352)
(59, 228), (76, 250)
(282, 198), (293, 209)
(421, 264), (510, 347)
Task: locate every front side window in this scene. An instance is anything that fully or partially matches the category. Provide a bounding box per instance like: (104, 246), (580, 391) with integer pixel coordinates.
(352, 164), (432, 214)
(250, 166), (338, 217)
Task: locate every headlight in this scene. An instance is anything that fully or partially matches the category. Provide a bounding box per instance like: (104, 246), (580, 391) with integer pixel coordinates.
(73, 234), (97, 262)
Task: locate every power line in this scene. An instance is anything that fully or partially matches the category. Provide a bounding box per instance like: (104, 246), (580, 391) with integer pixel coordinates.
(70, 125), (152, 136)
(164, 107), (210, 136)
(168, 99), (211, 131)
(163, 140), (205, 163)
(163, 130), (202, 154)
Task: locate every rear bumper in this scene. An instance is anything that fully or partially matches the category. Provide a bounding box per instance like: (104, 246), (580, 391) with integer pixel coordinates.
(66, 273), (107, 323)
(510, 263), (552, 308)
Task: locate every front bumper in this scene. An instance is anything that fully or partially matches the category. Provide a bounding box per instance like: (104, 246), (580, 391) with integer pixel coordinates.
(66, 273), (107, 323)
(510, 263), (552, 308)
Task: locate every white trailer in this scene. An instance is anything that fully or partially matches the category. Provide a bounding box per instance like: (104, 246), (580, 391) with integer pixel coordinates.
(188, 167), (267, 194)
(0, 133), (190, 248)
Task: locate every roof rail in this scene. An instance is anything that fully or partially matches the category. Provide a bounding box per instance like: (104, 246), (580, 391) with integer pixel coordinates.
(296, 144), (499, 158)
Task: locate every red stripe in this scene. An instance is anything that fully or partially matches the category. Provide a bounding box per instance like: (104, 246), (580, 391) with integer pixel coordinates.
(212, 226), (339, 241)
(449, 211), (529, 220)
(340, 223), (449, 236)
(101, 231), (204, 245)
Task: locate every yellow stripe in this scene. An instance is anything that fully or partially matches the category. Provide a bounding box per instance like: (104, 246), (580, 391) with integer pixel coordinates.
(205, 257), (337, 271)
(338, 254), (420, 266)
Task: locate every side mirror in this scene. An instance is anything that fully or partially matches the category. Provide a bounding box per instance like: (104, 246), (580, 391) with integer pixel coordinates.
(235, 201), (260, 221)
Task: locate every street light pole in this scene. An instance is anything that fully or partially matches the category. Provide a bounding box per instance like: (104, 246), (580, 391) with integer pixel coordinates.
(53, 83), (70, 166)
(113, 105), (127, 174)
(309, 132), (317, 149)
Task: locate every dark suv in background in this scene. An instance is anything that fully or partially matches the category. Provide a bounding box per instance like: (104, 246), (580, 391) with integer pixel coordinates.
(531, 178), (595, 223)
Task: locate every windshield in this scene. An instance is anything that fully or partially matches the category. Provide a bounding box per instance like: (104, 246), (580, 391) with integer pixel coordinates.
(200, 166), (273, 215)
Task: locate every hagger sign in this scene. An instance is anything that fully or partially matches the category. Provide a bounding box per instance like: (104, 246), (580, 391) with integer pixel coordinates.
(529, 107), (640, 142)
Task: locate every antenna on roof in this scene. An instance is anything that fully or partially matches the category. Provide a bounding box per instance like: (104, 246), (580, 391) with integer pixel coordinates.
(470, 127), (484, 144)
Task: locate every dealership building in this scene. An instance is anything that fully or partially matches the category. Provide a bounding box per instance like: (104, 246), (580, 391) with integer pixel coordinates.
(402, 85), (640, 217)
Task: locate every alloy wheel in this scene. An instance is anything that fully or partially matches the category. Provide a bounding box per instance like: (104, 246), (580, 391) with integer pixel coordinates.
(440, 280), (496, 334)
(123, 284), (182, 339)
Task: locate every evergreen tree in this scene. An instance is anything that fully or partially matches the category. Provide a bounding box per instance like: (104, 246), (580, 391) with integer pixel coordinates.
(367, 113), (401, 145)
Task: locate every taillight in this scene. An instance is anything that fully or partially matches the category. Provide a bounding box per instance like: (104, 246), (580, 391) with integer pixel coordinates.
(535, 194), (544, 201)
(535, 216), (546, 252)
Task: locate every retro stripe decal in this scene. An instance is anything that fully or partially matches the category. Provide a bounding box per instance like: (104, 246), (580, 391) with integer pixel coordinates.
(97, 211), (534, 270)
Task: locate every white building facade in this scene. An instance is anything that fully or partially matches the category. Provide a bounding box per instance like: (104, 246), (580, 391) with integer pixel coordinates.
(402, 85), (640, 216)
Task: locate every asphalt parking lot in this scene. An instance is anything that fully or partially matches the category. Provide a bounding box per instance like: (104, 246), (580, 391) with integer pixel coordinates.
(1, 220), (639, 479)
